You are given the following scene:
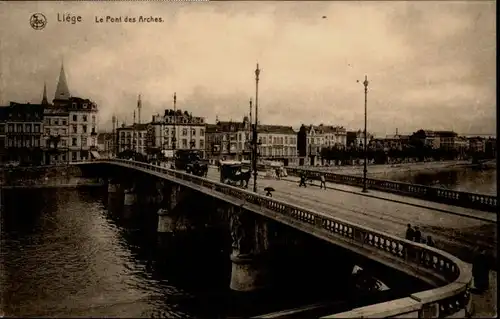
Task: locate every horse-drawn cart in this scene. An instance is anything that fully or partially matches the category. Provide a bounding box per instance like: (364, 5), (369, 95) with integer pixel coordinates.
(219, 160), (251, 188)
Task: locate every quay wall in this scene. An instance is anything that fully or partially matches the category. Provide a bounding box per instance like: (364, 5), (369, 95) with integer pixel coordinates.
(0, 165), (103, 188)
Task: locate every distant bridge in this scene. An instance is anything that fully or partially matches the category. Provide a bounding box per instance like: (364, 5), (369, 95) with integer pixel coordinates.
(72, 159), (473, 318)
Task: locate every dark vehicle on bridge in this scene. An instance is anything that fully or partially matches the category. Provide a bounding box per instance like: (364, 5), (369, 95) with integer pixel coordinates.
(187, 159), (209, 177)
(175, 150), (208, 177)
(219, 160), (251, 188)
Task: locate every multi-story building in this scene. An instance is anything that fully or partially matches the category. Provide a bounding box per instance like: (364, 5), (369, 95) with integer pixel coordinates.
(468, 137), (486, 153)
(67, 97), (98, 161)
(257, 125), (298, 165)
(42, 63), (99, 163)
(346, 130), (374, 149)
(42, 83), (70, 164)
(411, 130), (440, 149)
(148, 109), (206, 158)
(434, 131), (458, 150)
(0, 107), (7, 163)
(302, 124), (347, 165)
(117, 123), (149, 155)
(204, 118), (249, 161)
(4, 102), (44, 165)
(97, 132), (114, 158)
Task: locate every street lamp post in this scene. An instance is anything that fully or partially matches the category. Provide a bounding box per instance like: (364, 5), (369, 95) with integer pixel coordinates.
(253, 64), (260, 193)
(172, 92), (177, 166)
(362, 75), (369, 192)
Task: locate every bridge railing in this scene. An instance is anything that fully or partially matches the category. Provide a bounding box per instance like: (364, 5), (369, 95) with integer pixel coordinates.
(285, 166), (496, 212)
(80, 159), (473, 318)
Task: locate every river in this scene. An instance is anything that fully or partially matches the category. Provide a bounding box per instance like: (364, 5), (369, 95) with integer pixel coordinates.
(2, 187), (390, 318)
(386, 167), (497, 196)
(1, 166), (492, 317)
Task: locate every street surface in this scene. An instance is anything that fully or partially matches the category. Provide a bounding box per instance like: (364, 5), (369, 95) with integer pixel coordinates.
(204, 167), (496, 263)
(205, 166), (497, 317)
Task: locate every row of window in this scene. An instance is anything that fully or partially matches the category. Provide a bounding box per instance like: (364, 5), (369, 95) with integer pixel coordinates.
(6, 124), (41, 133)
(162, 128), (205, 137)
(44, 118), (68, 126)
(120, 132), (146, 138)
(7, 137), (41, 148)
(70, 114), (96, 123)
(164, 116), (205, 124)
(159, 139), (205, 148)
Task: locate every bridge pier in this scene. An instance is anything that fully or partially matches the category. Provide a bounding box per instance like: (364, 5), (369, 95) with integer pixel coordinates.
(229, 207), (271, 292)
(124, 188), (137, 206)
(107, 179), (121, 194)
(156, 184), (192, 235)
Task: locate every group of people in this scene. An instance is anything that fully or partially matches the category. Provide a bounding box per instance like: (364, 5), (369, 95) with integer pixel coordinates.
(405, 224), (435, 247)
(406, 224), (490, 294)
(298, 172), (327, 189)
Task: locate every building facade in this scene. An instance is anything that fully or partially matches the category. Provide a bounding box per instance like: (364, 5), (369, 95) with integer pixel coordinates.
(118, 123), (149, 155)
(4, 102), (44, 165)
(40, 63), (99, 163)
(97, 132), (114, 158)
(0, 108), (7, 163)
(148, 109), (206, 158)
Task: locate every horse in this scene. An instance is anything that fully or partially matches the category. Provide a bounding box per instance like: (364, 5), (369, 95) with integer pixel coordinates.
(238, 170), (252, 188)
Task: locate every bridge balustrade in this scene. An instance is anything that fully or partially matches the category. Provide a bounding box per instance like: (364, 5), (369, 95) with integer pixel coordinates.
(79, 159), (472, 318)
(286, 167), (496, 212)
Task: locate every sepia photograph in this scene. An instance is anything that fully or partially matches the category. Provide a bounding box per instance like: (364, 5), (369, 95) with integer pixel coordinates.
(0, 0), (496, 318)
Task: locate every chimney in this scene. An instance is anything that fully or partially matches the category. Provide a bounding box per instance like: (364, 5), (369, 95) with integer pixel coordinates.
(396, 128), (399, 136)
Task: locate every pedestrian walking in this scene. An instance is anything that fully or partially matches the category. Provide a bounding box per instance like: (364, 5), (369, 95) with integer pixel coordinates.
(299, 172), (307, 187)
(405, 224), (415, 241)
(413, 226), (422, 243)
(473, 249), (490, 293)
(320, 174), (326, 189)
(426, 235), (435, 247)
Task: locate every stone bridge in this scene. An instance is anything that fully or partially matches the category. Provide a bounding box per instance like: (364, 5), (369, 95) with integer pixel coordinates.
(73, 159), (472, 318)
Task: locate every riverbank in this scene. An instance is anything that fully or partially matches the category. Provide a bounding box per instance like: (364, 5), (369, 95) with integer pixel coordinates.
(0, 165), (101, 188)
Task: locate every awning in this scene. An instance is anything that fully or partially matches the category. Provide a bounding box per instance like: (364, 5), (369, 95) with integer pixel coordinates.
(90, 151), (101, 159)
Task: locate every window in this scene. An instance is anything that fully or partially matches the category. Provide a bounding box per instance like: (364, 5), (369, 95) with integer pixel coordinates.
(62, 128), (67, 135)
(200, 129), (204, 136)
(25, 125), (31, 133)
(82, 137), (87, 146)
(72, 152), (77, 160)
(17, 124), (22, 132)
(62, 154), (66, 161)
(191, 128), (196, 136)
(54, 119), (59, 125)
(72, 115), (77, 121)
(8, 124), (13, 132)
(45, 128), (50, 135)
(0, 124), (4, 133)
(164, 128), (169, 134)
(82, 125), (87, 133)
(83, 115), (87, 122)
(72, 138), (77, 146)
(34, 139), (39, 147)
(62, 120), (67, 125)
(34, 125), (40, 133)
(72, 103), (77, 109)
(72, 125), (77, 133)
(200, 140), (204, 148)
(61, 139), (66, 146)
(83, 103), (88, 109)
(182, 139), (187, 148)
(92, 115), (96, 123)
(182, 128), (187, 136)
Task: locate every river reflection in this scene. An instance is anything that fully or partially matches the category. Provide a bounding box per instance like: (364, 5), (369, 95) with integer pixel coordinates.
(2, 187), (378, 318)
(381, 167), (497, 195)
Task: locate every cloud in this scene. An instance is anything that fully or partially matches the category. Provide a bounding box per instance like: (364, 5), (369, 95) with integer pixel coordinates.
(0, 1), (495, 136)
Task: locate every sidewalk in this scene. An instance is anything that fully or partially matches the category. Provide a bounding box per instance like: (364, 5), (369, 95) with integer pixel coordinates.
(280, 175), (496, 223)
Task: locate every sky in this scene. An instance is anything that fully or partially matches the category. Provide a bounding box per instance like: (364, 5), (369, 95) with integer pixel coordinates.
(0, 1), (496, 137)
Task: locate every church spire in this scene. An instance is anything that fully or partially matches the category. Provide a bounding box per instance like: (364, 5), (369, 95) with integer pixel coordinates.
(41, 82), (48, 105)
(54, 62), (70, 101)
